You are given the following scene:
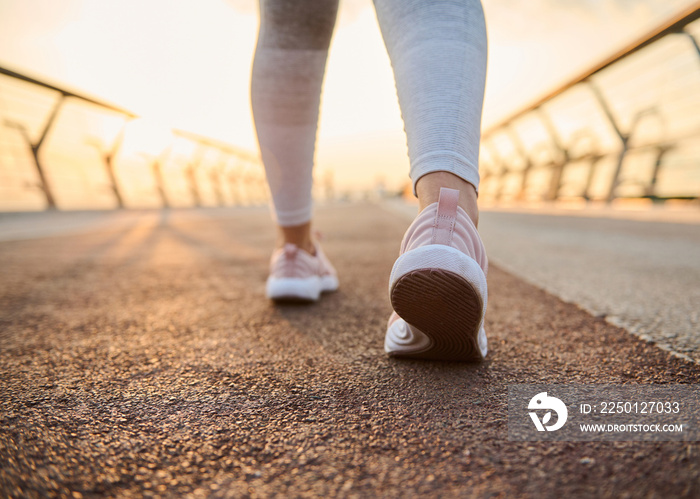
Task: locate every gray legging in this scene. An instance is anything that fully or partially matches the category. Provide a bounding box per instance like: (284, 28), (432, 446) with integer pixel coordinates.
(251, 0), (487, 226)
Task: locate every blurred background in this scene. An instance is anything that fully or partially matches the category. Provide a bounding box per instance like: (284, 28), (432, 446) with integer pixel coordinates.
(0, 0), (698, 212)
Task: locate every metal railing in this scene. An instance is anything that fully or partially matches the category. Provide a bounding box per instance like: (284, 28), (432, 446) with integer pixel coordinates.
(3, 5), (698, 212)
(479, 3), (700, 205)
(0, 66), (266, 211)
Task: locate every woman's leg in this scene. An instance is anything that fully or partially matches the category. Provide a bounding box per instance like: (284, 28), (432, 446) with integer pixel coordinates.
(373, 0), (487, 227)
(251, 0), (339, 254)
(376, 0), (490, 360)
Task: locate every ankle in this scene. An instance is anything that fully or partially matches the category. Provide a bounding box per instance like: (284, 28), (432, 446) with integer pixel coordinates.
(277, 222), (316, 255)
(415, 172), (479, 227)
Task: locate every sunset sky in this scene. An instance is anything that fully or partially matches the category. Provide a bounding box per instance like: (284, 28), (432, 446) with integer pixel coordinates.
(0, 0), (696, 193)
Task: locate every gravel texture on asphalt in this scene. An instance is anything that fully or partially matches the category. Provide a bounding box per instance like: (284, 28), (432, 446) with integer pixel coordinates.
(1, 203), (698, 498)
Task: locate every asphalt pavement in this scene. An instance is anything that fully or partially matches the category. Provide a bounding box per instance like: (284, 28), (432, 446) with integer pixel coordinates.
(1, 203), (698, 498)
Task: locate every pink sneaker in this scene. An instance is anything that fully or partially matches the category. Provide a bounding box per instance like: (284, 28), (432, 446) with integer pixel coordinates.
(266, 242), (339, 302)
(385, 187), (488, 361)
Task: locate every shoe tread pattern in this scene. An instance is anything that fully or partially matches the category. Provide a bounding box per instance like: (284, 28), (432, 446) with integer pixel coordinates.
(390, 268), (483, 361)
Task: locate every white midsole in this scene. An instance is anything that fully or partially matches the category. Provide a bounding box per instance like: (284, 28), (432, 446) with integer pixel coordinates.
(266, 275), (338, 300)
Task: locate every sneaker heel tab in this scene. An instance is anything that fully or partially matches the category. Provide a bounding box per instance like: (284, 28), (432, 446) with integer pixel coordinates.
(437, 187), (460, 211)
(432, 188), (459, 245)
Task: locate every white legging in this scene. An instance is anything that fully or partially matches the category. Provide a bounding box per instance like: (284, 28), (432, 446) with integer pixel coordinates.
(252, 0), (487, 227)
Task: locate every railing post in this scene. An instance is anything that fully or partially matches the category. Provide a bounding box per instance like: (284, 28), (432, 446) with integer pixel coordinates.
(146, 148), (170, 209)
(104, 125), (127, 208)
(582, 155), (603, 201)
(186, 145), (205, 207)
(646, 145), (672, 198)
(586, 81), (628, 204)
(211, 154), (227, 207)
(505, 126), (533, 201)
(484, 140), (507, 201)
(536, 108), (571, 202)
(87, 120), (129, 209)
(227, 160), (241, 206)
(681, 29), (700, 60)
(5, 95), (65, 209)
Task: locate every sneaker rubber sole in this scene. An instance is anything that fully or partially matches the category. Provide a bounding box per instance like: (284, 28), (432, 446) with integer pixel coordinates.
(388, 245), (487, 361)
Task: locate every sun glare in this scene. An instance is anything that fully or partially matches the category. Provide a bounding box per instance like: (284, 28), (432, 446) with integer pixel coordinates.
(120, 118), (173, 159)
